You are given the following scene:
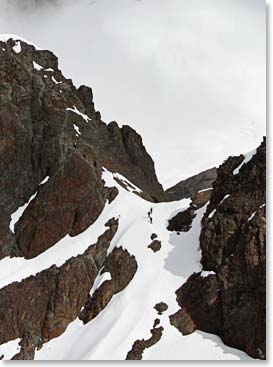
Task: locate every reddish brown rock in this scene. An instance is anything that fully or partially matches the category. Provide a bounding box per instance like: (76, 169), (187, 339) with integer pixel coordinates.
(170, 273), (222, 336)
(167, 208), (196, 232)
(15, 152), (107, 258)
(126, 321), (164, 360)
(79, 280), (114, 324)
(167, 189), (212, 234)
(79, 246), (138, 324)
(153, 318), (160, 328)
(0, 37), (165, 260)
(170, 139), (266, 360)
(165, 167), (217, 201)
(191, 189), (213, 208)
(150, 233), (157, 240)
(148, 239), (161, 252)
(103, 247), (138, 294)
(0, 219), (118, 359)
(154, 302), (168, 315)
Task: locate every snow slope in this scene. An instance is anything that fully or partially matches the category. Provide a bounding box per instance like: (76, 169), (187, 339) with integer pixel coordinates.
(0, 338), (20, 360)
(29, 170), (251, 360)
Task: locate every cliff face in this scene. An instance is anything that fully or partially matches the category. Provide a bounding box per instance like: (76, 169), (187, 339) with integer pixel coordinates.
(165, 167), (217, 201)
(0, 37), (165, 260)
(170, 139), (266, 359)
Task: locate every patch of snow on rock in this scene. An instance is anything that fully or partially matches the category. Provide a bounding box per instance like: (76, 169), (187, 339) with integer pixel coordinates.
(33, 61), (43, 70)
(12, 40), (21, 53)
(200, 270), (216, 277)
(208, 209), (216, 218)
(219, 194), (230, 205)
(198, 188), (213, 193)
(66, 106), (90, 122)
(113, 172), (143, 193)
(9, 176), (49, 233)
(89, 272), (112, 298)
(233, 149), (257, 175)
(73, 124), (81, 136)
(52, 76), (62, 84)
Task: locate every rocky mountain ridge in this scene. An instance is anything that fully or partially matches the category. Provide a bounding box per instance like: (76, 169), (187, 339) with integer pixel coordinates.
(165, 167), (217, 201)
(0, 36), (165, 261)
(0, 36), (266, 360)
(170, 139), (266, 359)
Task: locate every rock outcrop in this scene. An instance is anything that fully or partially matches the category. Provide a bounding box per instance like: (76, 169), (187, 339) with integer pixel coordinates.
(79, 247), (138, 324)
(165, 167), (217, 201)
(154, 302), (168, 315)
(148, 239), (161, 252)
(167, 189), (213, 233)
(170, 139), (266, 360)
(126, 320), (164, 360)
(0, 37), (165, 260)
(0, 36), (155, 359)
(0, 219), (118, 360)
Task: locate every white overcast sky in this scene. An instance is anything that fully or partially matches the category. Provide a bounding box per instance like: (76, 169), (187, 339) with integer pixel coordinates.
(0, 0), (266, 188)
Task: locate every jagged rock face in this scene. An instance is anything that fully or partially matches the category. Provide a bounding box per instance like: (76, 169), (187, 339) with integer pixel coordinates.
(0, 38), (164, 259)
(170, 273), (222, 336)
(167, 208), (196, 232)
(104, 246), (138, 293)
(167, 189), (213, 233)
(126, 321), (164, 360)
(165, 167), (217, 201)
(79, 247), (138, 324)
(170, 139), (266, 359)
(0, 219), (118, 360)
